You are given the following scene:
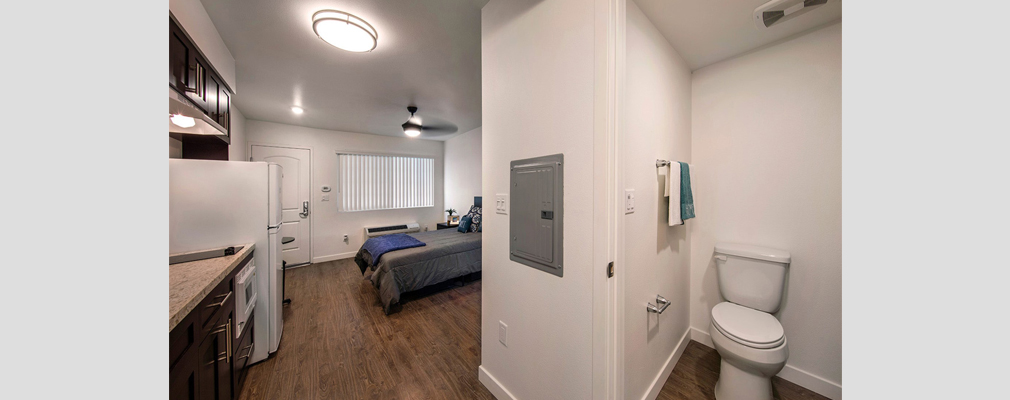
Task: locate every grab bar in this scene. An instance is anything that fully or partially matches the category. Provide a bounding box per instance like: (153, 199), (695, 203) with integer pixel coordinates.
(647, 295), (670, 314)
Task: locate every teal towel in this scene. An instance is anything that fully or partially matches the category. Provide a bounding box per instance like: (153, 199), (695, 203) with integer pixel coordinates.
(680, 163), (695, 220)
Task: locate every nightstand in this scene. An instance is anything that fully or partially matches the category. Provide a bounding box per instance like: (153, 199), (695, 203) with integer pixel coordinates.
(436, 223), (458, 230)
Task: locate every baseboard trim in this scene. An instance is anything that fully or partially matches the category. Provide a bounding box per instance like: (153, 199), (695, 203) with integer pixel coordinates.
(690, 327), (714, 347)
(479, 365), (518, 400)
(311, 251), (356, 264)
(778, 364), (842, 400)
(642, 328), (692, 400)
(689, 326), (842, 399)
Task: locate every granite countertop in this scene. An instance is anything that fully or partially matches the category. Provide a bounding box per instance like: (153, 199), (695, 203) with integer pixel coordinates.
(169, 244), (254, 331)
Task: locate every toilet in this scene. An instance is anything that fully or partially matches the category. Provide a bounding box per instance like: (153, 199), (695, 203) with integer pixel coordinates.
(709, 243), (791, 400)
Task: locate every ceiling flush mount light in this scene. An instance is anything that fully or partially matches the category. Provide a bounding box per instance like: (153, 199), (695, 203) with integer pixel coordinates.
(312, 10), (377, 52)
(291, 106), (304, 114)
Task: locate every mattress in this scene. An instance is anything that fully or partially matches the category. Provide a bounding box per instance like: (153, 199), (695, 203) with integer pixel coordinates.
(354, 228), (482, 314)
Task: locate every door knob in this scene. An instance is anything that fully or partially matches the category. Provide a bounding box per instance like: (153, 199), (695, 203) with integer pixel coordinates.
(300, 201), (309, 218)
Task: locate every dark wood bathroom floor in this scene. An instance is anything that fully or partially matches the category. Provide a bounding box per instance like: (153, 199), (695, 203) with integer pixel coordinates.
(658, 341), (831, 400)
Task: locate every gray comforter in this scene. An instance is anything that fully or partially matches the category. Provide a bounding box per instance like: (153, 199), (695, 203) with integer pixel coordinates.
(355, 229), (481, 314)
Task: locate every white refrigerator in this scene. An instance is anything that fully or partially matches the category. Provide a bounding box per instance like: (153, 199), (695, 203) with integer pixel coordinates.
(169, 159), (284, 364)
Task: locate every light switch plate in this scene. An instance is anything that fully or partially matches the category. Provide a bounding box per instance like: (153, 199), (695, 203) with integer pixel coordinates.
(625, 189), (635, 214)
(495, 194), (508, 215)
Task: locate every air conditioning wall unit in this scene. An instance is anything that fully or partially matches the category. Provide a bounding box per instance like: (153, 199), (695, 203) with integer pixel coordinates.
(753, 0), (833, 29)
(364, 222), (421, 238)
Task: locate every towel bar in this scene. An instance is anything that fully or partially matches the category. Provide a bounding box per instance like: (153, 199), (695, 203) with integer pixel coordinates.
(656, 159), (671, 168)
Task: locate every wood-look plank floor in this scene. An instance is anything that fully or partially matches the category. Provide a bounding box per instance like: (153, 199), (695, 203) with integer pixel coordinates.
(239, 259), (826, 400)
(237, 259), (494, 400)
(658, 341), (830, 400)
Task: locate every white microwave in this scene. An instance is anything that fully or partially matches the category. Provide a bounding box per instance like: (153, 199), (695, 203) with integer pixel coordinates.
(235, 261), (257, 338)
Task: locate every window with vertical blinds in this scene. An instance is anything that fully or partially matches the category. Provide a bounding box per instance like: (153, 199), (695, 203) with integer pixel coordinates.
(338, 153), (434, 212)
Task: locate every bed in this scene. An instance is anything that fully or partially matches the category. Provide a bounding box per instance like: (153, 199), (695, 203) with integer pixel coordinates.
(354, 197), (482, 314)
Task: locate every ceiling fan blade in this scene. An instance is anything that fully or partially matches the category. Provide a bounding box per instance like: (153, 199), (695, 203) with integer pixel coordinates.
(421, 124), (458, 134)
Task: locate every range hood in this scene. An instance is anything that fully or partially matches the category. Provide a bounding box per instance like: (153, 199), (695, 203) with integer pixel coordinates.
(169, 88), (228, 138)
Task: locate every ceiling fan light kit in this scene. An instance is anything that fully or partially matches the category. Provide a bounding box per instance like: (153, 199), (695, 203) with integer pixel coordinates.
(402, 106), (422, 137)
(312, 10), (378, 52)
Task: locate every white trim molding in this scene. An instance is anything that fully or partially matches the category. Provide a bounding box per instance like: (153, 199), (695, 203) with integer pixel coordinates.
(778, 365), (842, 400)
(642, 328), (692, 400)
(690, 327), (842, 399)
(311, 251), (356, 264)
(479, 365), (518, 400)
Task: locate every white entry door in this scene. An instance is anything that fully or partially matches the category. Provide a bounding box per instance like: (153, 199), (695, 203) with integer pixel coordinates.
(251, 145), (312, 266)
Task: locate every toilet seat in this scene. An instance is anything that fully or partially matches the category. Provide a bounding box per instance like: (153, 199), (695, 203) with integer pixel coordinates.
(711, 302), (785, 349)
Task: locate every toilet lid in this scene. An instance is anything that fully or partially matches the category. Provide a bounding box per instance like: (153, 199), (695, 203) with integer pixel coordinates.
(711, 302), (785, 349)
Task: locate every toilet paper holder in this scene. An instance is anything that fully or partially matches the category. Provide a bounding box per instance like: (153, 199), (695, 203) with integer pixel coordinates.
(647, 295), (670, 314)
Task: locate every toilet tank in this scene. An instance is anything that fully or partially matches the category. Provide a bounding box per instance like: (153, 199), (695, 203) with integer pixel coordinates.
(714, 243), (791, 313)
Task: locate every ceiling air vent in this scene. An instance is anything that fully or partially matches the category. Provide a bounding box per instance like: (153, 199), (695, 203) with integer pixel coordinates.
(754, 0), (832, 29)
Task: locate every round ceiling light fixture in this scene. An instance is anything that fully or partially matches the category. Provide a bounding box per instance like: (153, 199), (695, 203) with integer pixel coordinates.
(312, 10), (377, 52)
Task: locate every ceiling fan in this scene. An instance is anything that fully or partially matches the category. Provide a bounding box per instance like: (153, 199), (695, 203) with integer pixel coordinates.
(401, 106), (457, 138)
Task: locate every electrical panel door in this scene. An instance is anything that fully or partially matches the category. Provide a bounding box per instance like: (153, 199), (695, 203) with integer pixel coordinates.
(510, 154), (564, 277)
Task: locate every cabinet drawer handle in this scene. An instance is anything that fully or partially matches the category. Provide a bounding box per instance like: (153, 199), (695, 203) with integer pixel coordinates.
(226, 319), (232, 363)
(210, 324), (227, 335)
(206, 291), (232, 309)
(237, 344), (254, 360)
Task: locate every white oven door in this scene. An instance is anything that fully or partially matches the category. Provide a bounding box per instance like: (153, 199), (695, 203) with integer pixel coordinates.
(235, 263), (257, 337)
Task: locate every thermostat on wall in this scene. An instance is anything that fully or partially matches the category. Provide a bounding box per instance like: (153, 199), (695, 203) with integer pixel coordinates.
(321, 185), (331, 192)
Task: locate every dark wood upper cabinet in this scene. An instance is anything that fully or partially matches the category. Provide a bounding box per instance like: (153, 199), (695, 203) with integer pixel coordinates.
(218, 85), (231, 132)
(170, 13), (233, 160)
(169, 25), (190, 91)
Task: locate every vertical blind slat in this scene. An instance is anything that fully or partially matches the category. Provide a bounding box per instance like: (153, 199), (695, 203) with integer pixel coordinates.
(337, 153), (433, 212)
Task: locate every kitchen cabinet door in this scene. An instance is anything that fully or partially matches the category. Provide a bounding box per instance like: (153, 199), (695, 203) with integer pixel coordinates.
(205, 74), (221, 124)
(169, 24), (191, 92)
(195, 333), (217, 400)
(186, 53), (210, 113)
(217, 84), (230, 133)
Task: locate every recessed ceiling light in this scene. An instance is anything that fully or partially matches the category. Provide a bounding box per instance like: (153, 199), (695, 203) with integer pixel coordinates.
(312, 10), (377, 52)
(170, 114), (196, 128)
(291, 106), (304, 114)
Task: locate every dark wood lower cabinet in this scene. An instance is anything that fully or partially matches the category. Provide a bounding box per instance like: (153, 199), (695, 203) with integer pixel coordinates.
(170, 254), (253, 400)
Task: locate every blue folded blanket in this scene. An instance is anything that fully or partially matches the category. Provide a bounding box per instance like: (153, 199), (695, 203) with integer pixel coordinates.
(362, 234), (426, 263)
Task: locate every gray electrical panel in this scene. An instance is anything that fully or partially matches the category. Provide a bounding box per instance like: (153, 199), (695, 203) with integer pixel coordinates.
(510, 154), (564, 277)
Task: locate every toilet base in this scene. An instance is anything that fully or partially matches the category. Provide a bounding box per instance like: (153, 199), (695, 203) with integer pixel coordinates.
(714, 358), (774, 400)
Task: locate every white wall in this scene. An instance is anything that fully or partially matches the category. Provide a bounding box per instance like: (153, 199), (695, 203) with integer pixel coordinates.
(622, 2), (693, 399)
(480, 0), (599, 398)
(245, 120), (445, 262)
(169, 0), (237, 91)
(689, 22), (842, 397)
(169, 138), (183, 158)
(228, 107), (248, 161)
(444, 127), (482, 217)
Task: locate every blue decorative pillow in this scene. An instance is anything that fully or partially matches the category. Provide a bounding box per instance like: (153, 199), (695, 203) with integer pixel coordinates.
(457, 215), (473, 233)
(465, 205), (482, 232)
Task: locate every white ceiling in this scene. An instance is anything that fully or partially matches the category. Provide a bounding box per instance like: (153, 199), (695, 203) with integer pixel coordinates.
(633, 0), (842, 70)
(200, 0), (485, 140)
